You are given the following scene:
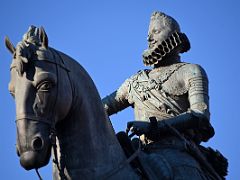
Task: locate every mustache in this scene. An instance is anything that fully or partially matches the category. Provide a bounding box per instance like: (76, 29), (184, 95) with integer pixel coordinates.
(142, 31), (190, 66)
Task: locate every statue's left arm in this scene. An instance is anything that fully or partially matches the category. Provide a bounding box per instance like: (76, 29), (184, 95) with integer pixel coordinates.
(187, 64), (210, 120)
(159, 64), (214, 142)
(169, 64), (214, 142)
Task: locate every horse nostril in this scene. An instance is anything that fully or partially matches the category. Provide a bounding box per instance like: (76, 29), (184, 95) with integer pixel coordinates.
(32, 137), (44, 151)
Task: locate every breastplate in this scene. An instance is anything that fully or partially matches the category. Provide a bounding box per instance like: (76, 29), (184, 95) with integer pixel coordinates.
(128, 63), (189, 121)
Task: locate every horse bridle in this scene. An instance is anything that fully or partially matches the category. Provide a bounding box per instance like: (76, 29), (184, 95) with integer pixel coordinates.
(35, 49), (71, 180)
(10, 52), (66, 179)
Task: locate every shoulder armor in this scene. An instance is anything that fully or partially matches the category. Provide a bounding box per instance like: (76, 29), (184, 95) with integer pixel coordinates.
(184, 64), (209, 93)
(128, 69), (150, 81)
(184, 64), (208, 81)
(161, 63), (188, 96)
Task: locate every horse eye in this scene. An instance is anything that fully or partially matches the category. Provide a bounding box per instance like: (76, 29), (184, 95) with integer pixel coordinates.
(37, 81), (54, 92)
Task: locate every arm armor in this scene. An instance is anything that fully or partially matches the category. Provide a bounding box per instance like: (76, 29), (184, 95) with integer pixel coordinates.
(187, 64), (215, 141)
(188, 64), (210, 120)
(102, 79), (131, 116)
(157, 64), (214, 142)
(157, 111), (213, 136)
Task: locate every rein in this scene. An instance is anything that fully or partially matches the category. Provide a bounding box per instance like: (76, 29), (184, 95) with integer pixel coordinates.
(35, 168), (43, 180)
(50, 130), (67, 180)
(100, 134), (142, 180)
(35, 131), (67, 180)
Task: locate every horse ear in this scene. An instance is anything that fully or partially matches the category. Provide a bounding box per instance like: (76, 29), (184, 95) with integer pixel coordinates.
(5, 36), (16, 54)
(39, 26), (48, 49)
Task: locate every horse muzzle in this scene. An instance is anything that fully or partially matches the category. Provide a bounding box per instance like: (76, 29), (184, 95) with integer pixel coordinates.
(18, 136), (52, 170)
(20, 150), (50, 170)
(16, 118), (52, 170)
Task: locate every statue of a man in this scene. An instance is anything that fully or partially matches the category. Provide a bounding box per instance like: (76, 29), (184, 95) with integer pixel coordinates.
(102, 12), (225, 179)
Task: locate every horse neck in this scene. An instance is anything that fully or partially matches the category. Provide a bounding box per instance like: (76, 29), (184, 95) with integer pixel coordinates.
(54, 55), (128, 178)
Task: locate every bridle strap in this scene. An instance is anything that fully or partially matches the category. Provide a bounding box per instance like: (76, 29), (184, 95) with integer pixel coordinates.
(16, 117), (52, 125)
(48, 48), (70, 180)
(33, 47), (64, 180)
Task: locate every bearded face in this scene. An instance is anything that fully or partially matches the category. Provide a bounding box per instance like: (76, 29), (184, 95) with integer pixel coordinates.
(142, 12), (189, 66)
(147, 15), (176, 50)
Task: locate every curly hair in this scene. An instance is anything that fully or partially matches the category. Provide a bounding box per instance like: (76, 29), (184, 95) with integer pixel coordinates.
(150, 11), (181, 32)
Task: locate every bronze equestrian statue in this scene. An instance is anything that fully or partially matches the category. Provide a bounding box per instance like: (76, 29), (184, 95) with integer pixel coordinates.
(5, 12), (227, 180)
(102, 11), (227, 179)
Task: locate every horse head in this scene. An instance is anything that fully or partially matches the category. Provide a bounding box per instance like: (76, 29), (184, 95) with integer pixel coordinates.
(5, 26), (73, 170)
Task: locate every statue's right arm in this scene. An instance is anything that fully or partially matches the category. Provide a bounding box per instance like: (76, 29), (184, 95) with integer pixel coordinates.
(102, 79), (131, 116)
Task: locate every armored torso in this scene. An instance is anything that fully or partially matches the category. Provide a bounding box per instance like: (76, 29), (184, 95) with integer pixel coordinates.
(127, 62), (190, 121)
(103, 62), (209, 122)
(125, 63), (189, 121)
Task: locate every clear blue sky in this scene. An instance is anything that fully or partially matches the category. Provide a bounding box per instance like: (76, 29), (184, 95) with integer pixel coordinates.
(0, 1), (239, 179)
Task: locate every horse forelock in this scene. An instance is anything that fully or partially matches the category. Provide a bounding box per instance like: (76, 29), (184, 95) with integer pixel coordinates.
(10, 25), (51, 75)
(10, 41), (57, 76)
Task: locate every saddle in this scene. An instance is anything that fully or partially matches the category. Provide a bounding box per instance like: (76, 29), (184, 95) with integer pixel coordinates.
(116, 131), (228, 180)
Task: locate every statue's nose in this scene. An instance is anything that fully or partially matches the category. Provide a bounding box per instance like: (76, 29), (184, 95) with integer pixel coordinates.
(147, 34), (154, 42)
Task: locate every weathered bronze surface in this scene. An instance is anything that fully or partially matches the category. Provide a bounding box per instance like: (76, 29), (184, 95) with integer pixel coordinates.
(102, 11), (227, 179)
(5, 12), (228, 180)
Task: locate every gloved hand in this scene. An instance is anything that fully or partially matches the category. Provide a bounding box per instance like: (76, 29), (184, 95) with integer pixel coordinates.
(127, 117), (167, 140)
(127, 121), (151, 136)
